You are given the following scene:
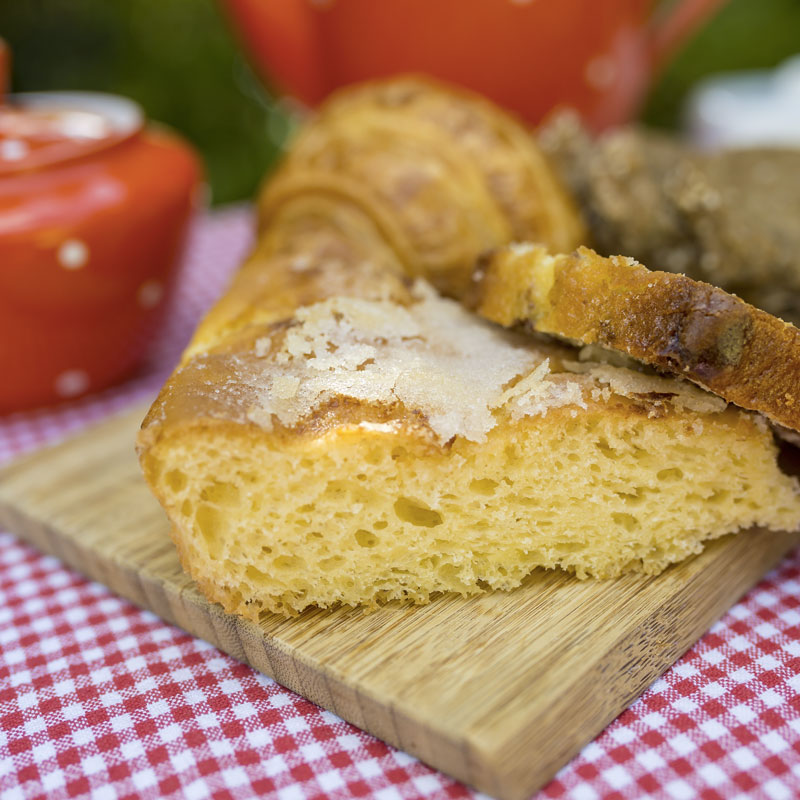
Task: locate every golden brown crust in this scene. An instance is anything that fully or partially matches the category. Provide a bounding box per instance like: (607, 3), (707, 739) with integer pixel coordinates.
(539, 115), (800, 324)
(259, 76), (585, 299)
(143, 77), (586, 446)
(185, 194), (412, 361)
(473, 244), (800, 432)
(314, 77), (586, 253)
(140, 196), (415, 443)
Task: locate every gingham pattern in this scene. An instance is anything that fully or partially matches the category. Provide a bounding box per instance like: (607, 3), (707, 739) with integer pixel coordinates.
(2, 208), (800, 800)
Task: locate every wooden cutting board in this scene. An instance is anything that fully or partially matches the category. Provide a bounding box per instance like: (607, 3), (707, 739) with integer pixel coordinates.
(1, 404), (798, 800)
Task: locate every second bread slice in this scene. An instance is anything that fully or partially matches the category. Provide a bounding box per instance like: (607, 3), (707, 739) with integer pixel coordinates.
(472, 243), (800, 433)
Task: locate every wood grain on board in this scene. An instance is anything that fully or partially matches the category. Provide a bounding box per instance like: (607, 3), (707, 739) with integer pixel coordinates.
(0, 404), (797, 800)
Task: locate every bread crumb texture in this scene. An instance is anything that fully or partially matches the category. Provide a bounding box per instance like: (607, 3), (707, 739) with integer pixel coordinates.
(140, 283), (800, 618)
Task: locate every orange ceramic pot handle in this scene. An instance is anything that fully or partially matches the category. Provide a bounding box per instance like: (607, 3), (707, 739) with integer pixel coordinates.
(649, 0), (729, 72)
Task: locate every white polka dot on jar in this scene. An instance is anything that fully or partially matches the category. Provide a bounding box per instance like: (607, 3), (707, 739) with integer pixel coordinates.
(137, 280), (164, 309)
(57, 239), (89, 270)
(54, 369), (90, 398)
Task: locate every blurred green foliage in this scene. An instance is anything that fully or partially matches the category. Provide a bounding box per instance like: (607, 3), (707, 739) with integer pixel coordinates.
(2, 0), (799, 205)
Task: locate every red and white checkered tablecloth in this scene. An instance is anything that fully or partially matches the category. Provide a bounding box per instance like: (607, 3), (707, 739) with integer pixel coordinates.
(3, 206), (800, 800)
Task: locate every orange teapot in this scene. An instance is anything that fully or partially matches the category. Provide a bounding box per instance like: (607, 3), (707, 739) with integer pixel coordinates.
(0, 87), (200, 413)
(222, 0), (726, 130)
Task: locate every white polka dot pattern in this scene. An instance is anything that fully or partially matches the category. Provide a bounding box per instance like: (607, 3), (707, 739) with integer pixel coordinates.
(0, 138), (30, 161)
(57, 239), (89, 271)
(53, 369), (90, 398)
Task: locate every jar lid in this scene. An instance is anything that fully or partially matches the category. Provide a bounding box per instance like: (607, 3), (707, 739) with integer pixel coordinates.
(0, 91), (143, 175)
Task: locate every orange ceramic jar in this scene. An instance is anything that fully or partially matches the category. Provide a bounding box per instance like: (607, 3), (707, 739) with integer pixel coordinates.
(0, 92), (200, 413)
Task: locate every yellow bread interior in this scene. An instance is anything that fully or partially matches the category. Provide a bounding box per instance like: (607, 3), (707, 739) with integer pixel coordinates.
(140, 283), (800, 618)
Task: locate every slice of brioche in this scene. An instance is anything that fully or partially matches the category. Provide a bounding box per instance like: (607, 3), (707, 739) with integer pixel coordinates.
(139, 78), (800, 618)
(138, 204), (800, 618)
(472, 244), (800, 433)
